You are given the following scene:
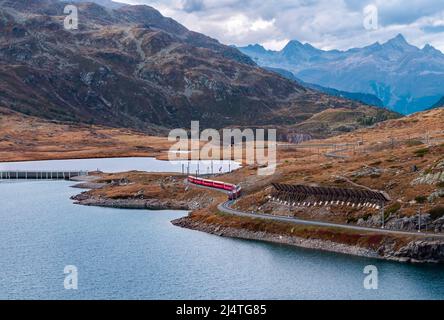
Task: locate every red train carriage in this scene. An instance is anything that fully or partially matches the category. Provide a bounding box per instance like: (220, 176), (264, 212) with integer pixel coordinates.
(188, 176), (242, 200)
(228, 185), (242, 200)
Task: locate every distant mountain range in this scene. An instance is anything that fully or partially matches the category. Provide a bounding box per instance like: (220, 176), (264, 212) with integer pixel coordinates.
(265, 67), (384, 108)
(238, 34), (444, 115)
(0, 0), (398, 138)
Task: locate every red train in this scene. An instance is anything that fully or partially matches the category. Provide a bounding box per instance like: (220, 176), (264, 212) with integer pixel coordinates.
(188, 176), (242, 200)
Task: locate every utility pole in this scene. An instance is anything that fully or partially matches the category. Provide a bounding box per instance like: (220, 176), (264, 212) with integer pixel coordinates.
(418, 208), (421, 233)
(381, 204), (385, 229)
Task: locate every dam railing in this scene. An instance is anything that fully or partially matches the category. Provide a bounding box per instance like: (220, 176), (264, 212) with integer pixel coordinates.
(0, 171), (89, 180)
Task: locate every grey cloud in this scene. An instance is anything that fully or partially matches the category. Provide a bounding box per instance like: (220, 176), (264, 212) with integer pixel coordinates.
(422, 25), (444, 34)
(378, 1), (444, 26)
(121, 0), (444, 52)
(182, 0), (205, 13)
(344, 0), (444, 26)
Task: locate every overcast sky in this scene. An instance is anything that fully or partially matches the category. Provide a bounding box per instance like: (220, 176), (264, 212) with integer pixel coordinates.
(115, 0), (444, 51)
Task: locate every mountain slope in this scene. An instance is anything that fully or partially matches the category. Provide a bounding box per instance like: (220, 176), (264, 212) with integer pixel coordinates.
(69, 0), (124, 9)
(239, 35), (444, 115)
(0, 0), (397, 137)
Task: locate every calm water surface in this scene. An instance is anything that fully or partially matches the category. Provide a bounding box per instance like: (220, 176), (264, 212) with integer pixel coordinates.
(1, 181), (444, 300)
(0, 157), (240, 174)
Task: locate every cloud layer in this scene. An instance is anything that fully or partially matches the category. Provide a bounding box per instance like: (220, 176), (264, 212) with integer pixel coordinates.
(116, 0), (444, 51)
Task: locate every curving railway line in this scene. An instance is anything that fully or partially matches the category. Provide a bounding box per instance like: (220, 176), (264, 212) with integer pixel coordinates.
(188, 176), (444, 238)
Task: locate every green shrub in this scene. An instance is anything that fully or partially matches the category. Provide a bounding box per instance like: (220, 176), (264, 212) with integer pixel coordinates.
(405, 140), (424, 147)
(437, 182), (444, 188)
(385, 203), (401, 215)
(358, 111), (390, 126)
(358, 116), (376, 126)
(429, 206), (444, 220)
(415, 196), (427, 204)
(414, 148), (430, 157)
(346, 216), (358, 224)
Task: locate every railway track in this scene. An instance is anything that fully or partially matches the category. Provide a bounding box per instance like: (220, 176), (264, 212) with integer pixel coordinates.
(195, 132), (444, 237)
(217, 201), (444, 238)
(188, 179), (444, 238)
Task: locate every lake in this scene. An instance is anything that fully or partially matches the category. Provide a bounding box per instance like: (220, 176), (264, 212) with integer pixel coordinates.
(1, 181), (444, 300)
(1, 157), (444, 300)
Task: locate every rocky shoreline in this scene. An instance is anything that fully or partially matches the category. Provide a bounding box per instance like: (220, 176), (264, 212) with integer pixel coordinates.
(69, 178), (191, 210)
(172, 216), (380, 258)
(172, 216), (444, 263)
(71, 193), (191, 211)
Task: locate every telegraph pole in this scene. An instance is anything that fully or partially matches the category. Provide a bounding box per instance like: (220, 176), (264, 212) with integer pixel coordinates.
(418, 208), (421, 233)
(381, 204), (385, 229)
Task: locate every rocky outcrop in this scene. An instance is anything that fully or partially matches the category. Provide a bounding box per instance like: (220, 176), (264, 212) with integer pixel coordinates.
(384, 215), (429, 232)
(429, 189), (444, 202)
(412, 160), (444, 185)
(412, 171), (444, 185)
(350, 166), (386, 178)
(357, 212), (444, 233)
(387, 240), (444, 263)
